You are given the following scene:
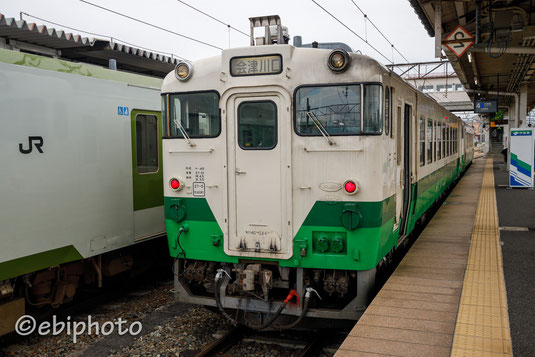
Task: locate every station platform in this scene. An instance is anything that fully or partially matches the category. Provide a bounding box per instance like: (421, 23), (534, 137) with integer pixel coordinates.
(335, 158), (526, 356)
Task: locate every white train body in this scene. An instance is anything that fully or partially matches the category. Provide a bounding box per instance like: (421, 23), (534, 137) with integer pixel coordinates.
(0, 44), (167, 334)
(0, 50), (164, 263)
(162, 31), (473, 321)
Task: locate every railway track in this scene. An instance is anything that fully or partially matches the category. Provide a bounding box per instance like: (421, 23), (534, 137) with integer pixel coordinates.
(191, 325), (247, 357)
(180, 183), (461, 357)
(1, 176), (459, 357)
(187, 326), (345, 357)
(0, 265), (178, 355)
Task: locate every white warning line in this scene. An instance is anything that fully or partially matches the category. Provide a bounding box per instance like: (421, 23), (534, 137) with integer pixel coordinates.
(499, 226), (530, 232)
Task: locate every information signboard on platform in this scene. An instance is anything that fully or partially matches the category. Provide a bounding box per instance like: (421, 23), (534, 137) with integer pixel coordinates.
(509, 128), (534, 188)
(474, 100), (498, 113)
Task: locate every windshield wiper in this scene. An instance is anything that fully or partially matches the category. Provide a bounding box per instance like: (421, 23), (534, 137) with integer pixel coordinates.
(306, 111), (335, 145)
(173, 117), (196, 147)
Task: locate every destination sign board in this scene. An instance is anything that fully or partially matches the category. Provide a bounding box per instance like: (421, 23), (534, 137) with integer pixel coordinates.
(474, 100), (498, 113)
(230, 55), (282, 76)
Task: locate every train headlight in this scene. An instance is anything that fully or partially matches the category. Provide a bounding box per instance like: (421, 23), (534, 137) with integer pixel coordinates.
(175, 62), (193, 81)
(327, 49), (351, 72)
(170, 177), (184, 191)
(343, 180), (359, 195)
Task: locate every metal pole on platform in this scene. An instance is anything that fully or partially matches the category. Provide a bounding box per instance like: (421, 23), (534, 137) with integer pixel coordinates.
(434, 1), (442, 58)
(520, 84), (528, 128)
(475, 0), (481, 44)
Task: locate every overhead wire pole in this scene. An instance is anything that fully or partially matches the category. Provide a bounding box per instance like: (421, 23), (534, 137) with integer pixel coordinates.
(310, 0), (393, 64)
(315, 1), (458, 106)
(175, 0), (249, 38)
(79, 0), (223, 51)
(346, 0), (448, 90)
(312, 0), (435, 89)
(174, 0), (249, 49)
(349, 0), (410, 63)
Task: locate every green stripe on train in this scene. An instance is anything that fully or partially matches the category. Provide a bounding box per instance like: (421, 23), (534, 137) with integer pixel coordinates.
(302, 195), (395, 228)
(164, 157), (469, 271)
(0, 48), (162, 88)
(0, 245), (83, 281)
(410, 159), (459, 229)
(164, 196), (397, 270)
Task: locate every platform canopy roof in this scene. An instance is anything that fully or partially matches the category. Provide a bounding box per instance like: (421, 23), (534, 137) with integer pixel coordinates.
(0, 13), (180, 78)
(408, 0), (535, 116)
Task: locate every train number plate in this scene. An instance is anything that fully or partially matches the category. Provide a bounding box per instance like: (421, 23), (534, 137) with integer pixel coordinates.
(237, 224), (281, 252)
(193, 182), (205, 197)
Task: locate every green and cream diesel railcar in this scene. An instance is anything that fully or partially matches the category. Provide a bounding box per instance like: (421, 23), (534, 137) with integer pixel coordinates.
(162, 17), (474, 325)
(0, 39), (167, 334)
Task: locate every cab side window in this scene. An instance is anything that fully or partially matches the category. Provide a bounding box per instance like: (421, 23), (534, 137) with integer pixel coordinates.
(385, 87), (390, 136)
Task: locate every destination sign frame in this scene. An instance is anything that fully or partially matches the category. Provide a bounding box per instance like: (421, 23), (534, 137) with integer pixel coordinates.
(230, 54), (283, 77)
(474, 99), (498, 114)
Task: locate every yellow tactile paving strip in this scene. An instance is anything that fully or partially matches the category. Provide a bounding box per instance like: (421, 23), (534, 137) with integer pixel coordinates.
(450, 159), (512, 357)
(336, 159), (492, 357)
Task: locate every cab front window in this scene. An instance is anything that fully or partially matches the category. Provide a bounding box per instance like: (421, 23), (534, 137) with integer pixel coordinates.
(294, 83), (383, 136)
(163, 91), (220, 138)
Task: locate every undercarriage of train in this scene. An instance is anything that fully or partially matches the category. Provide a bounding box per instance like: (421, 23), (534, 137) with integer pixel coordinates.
(175, 259), (381, 329)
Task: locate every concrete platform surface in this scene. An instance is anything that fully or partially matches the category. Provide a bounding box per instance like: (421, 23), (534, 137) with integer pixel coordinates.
(336, 160), (486, 357)
(494, 160), (535, 357)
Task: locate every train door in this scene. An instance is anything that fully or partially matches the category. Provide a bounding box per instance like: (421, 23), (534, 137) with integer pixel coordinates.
(226, 93), (292, 259)
(130, 110), (164, 240)
(398, 104), (412, 242)
(394, 105), (402, 232)
(461, 126), (465, 166)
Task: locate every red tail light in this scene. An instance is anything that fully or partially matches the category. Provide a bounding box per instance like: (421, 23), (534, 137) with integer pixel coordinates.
(343, 180), (358, 195)
(170, 178), (182, 191)
(345, 181), (356, 193)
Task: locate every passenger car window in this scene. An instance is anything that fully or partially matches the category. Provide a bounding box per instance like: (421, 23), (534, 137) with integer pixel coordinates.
(445, 123), (449, 156)
(437, 121), (442, 159)
(135, 114), (158, 173)
(419, 117), (425, 166)
(427, 119), (433, 164)
(238, 101), (277, 150)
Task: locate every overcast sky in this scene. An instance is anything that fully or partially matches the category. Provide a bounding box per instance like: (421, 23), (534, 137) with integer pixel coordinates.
(2, 0), (436, 64)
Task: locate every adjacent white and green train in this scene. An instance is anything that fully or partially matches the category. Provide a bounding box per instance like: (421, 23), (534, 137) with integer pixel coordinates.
(162, 17), (474, 326)
(0, 46), (166, 334)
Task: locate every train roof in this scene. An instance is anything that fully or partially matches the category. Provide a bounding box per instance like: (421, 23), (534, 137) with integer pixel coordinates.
(162, 45), (389, 93)
(161, 42), (460, 123)
(0, 13), (178, 78)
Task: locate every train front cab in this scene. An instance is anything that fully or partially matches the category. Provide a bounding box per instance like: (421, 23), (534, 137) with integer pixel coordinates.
(162, 46), (466, 322)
